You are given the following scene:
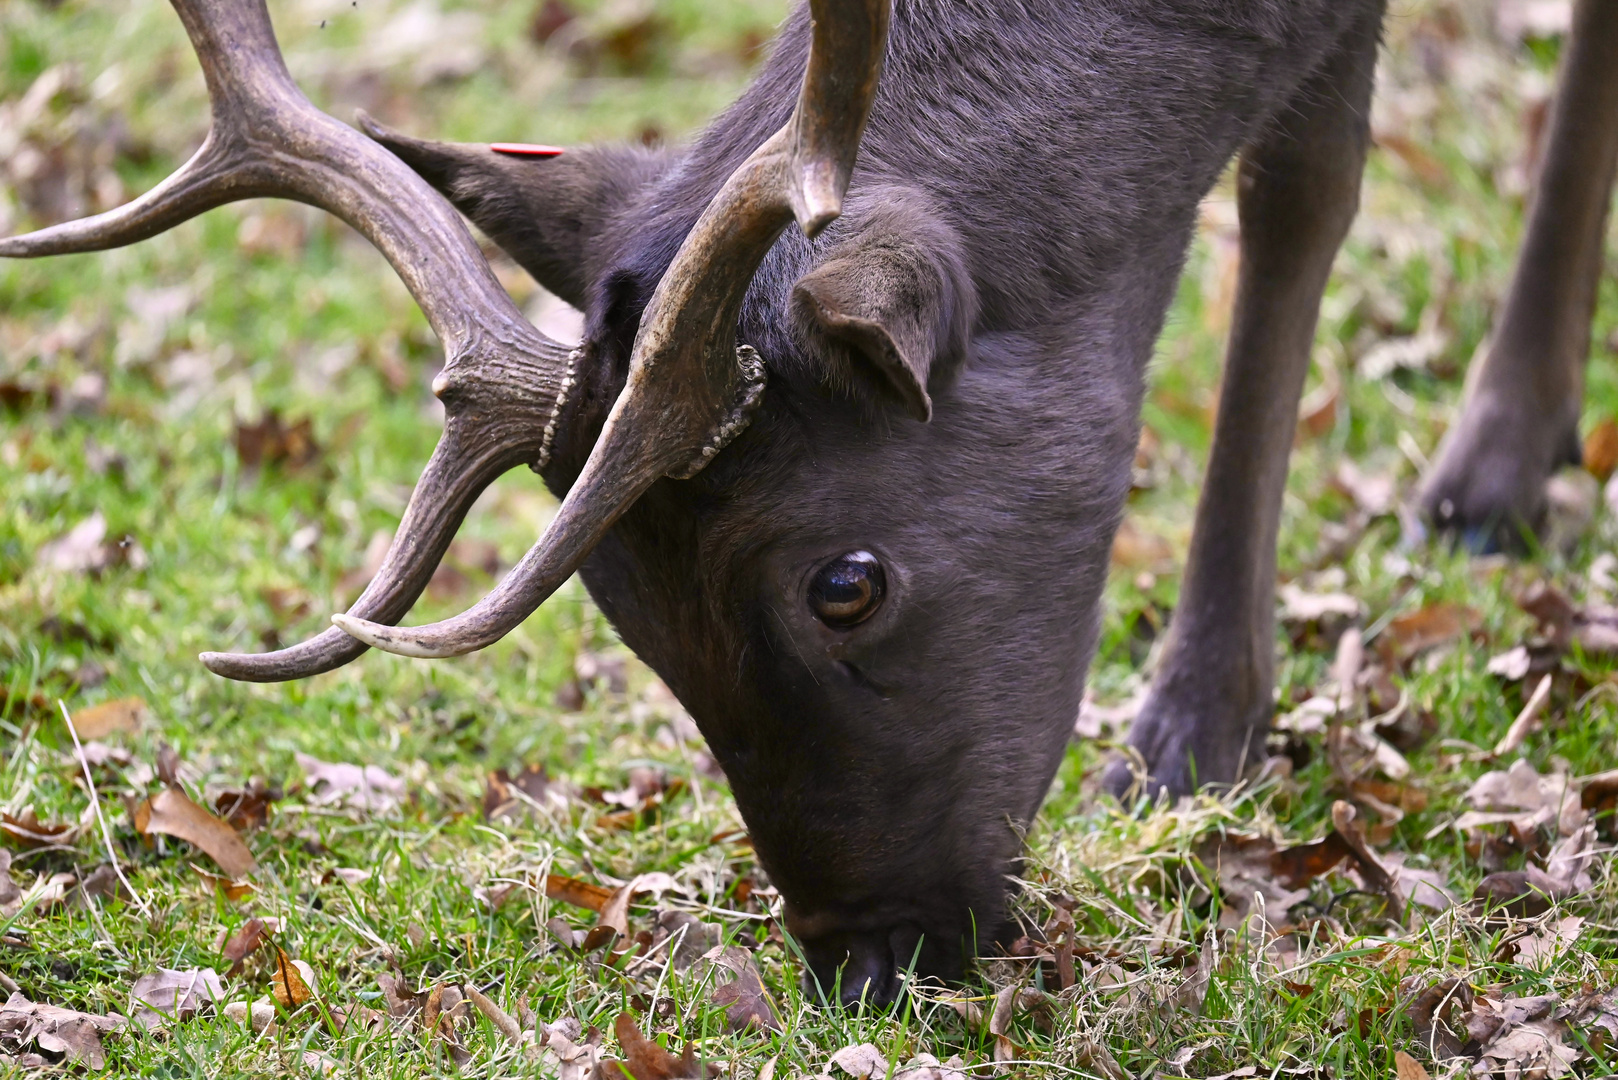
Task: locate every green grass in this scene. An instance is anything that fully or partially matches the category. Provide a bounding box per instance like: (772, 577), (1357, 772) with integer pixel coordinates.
(2, 0), (1616, 1076)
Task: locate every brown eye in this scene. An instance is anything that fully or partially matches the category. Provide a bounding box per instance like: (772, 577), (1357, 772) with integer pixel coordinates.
(808, 551), (886, 629)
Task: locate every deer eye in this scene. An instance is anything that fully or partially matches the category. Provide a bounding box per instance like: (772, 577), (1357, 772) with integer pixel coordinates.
(808, 551), (886, 629)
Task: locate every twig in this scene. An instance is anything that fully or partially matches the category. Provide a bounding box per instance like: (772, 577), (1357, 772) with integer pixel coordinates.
(1493, 673), (1552, 759)
(57, 700), (150, 917)
(0, 970), (20, 995)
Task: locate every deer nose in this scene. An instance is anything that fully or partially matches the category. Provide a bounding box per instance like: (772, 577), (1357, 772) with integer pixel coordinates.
(801, 930), (899, 1008)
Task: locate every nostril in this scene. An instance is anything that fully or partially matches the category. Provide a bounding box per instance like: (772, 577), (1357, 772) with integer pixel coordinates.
(805, 932), (898, 1008)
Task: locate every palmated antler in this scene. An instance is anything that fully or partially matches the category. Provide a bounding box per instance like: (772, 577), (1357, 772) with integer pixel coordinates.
(333, 0), (891, 659)
(0, 0), (574, 681)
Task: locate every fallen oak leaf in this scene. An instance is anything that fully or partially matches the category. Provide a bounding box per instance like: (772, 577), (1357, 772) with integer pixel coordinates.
(133, 787), (256, 878)
(221, 917), (269, 977)
(598, 872), (680, 938)
(295, 753), (405, 813)
(1459, 759), (1587, 838)
(270, 947), (316, 1010)
(1473, 993), (1581, 1080)
(376, 973), (424, 1020)
(0, 992), (128, 1070)
(545, 1020), (606, 1080)
(1332, 800), (1404, 923)
(1380, 603), (1477, 664)
(211, 778), (280, 831)
(154, 744), (181, 788)
(67, 698), (146, 740)
(1393, 1050), (1429, 1080)
(832, 1042), (891, 1079)
(546, 874), (615, 913)
(191, 863), (255, 901)
(702, 946), (780, 1033)
(1405, 976), (1473, 1060)
(606, 1012), (717, 1080)
(988, 984), (1019, 1063)
(483, 764), (550, 821)
(1473, 868), (1576, 919)
(129, 968), (224, 1029)
(1, 807), (80, 849)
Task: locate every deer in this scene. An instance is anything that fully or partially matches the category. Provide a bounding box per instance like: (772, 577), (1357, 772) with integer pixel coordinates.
(5, 0), (1615, 1006)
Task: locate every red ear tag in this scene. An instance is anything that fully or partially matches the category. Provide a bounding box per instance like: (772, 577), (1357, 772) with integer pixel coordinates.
(490, 142), (565, 158)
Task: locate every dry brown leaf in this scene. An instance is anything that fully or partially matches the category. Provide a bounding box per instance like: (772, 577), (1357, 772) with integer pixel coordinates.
(1332, 801), (1404, 922)
(703, 946), (780, 1033)
(373, 973), (423, 1021)
(1278, 584), (1363, 626)
(1512, 914), (1584, 968)
(67, 698), (146, 740)
(1333, 460), (1397, 516)
(1473, 993), (1581, 1080)
(1382, 603), (1476, 662)
(222, 997), (278, 1035)
(1473, 868), (1575, 919)
(234, 410), (320, 472)
(1393, 1050), (1429, 1080)
(545, 1021), (607, 1080)
(483, 764), (550, 821)
(545, 874), (615, 912)
(133, 787), (255, 878)
(606, 1012), (716, 1080)
(0, 992), (127, 1070)
(295, 753), (405, 813)
(1459, 759), (1587, 839)
(1582, 769), (1618, 839)
(221, 917), (269, 977)
(1199, 833), (1314, 930)
(832, 1042), (891, 1079)
(191, 863), (255, 900)
(1406, 977), (1478, 1059)
(211, 779), (279, 832)
(129, 968), (223, 1029)
(465, 984), (525, 1048)
(0, 852), (20, 919)
(891, 1054), (970, 1080)
(988, 984), (1020, 1062)
(35, 512), (147, 576)
(271, 948), (316, 1010)
(1583, 417), (1618, 483)
(1, 807), (79, 849)
(598, 872), (680, 938)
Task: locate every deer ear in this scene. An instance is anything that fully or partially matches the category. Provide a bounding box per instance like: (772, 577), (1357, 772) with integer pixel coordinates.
(363, 118), (670, 310)
(790, 189), (976, 422)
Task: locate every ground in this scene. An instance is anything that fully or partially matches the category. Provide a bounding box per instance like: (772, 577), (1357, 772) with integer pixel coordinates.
(1, 0), (1615, 1076)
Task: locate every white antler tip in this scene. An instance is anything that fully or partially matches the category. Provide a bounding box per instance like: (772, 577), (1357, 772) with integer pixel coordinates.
(331, 613), (458, 658)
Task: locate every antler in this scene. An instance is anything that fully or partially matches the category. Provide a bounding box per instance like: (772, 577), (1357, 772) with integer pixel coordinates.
(0, 0), (574, 681)
(333, 0), (891, 659)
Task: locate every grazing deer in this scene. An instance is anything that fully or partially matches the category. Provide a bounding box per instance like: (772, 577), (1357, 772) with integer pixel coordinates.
(6, 0), (1613, 1004)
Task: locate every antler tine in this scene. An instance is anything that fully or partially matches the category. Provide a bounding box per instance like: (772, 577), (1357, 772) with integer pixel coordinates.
(2, 0), (576, 681)
(333, 0), (891, 659)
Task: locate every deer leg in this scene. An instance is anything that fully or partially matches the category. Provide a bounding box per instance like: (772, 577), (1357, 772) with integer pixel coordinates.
(1103, 12), (1379, 800)
(1419, 0), (1618, 551)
